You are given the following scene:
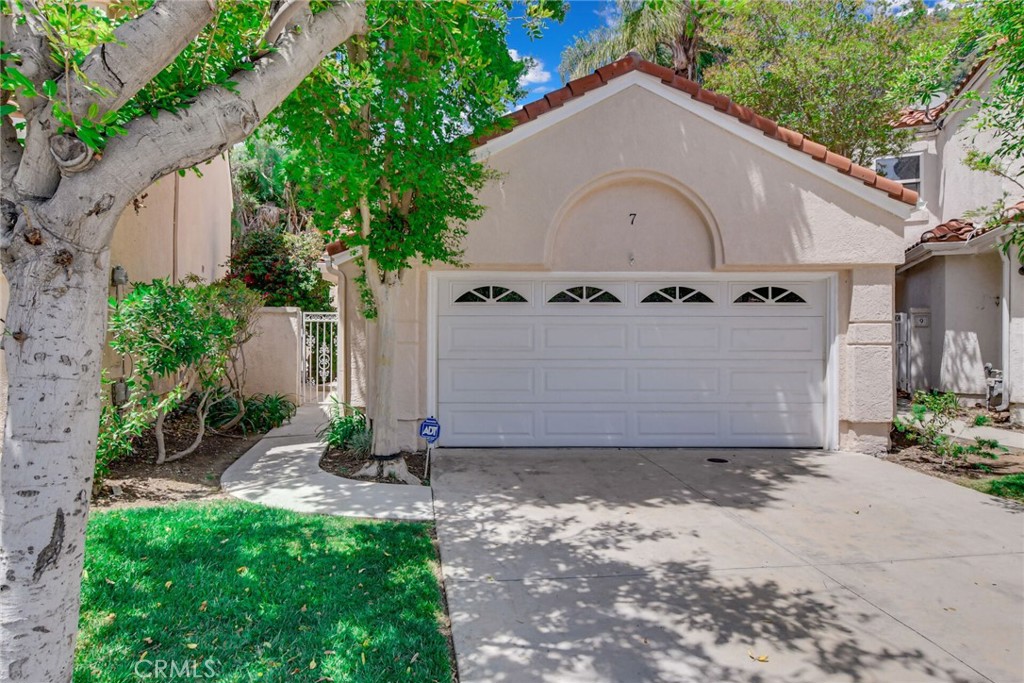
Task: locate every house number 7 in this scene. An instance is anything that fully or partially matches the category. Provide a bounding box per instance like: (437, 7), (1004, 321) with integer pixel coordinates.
(629, 213), (637, 225)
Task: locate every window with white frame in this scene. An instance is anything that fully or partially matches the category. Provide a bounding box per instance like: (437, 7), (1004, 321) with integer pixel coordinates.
(875, 154), (921, 194)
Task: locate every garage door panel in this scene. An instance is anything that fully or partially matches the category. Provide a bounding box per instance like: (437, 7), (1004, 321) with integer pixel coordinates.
(636, 410), (721, 438)
(543, 323), (628, 351)
(543, 410), (628, 438)
(726, 366), (824, 403)
(442, 365), (535, 402)
(444, 407), (535, 440)
(727, 319), (823, 356)
(634, 367), (721, 399)
(635, 323), (721, 351)
(727, 408), (823, 445)
(542, 366), (628, 394)
(441, 321), (535, 356)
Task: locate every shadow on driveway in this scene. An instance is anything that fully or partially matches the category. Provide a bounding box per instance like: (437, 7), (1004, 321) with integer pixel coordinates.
(433, 449), (1023, 683)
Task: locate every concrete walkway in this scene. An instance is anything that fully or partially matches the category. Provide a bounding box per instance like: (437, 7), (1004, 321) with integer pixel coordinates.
(434, 449), (1024, 683)
(222, 405), (433, 521)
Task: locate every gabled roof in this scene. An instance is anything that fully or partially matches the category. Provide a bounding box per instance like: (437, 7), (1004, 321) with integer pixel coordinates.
(894, 56), (989, 129)
(473, 53), (918, 206)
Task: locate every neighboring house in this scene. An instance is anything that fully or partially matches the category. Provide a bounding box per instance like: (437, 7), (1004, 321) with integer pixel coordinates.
(327, 54), (917, 455)
(0, 154), (233, 408)
(890, 58), (1023, 423)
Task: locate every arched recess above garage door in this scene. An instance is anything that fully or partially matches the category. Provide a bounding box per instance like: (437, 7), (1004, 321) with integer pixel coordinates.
(545, 170), (725, 272)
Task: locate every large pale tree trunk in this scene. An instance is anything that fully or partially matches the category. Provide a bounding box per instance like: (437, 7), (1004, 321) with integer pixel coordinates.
(0, 2), (366, 679)
(0, 213), (113, 682)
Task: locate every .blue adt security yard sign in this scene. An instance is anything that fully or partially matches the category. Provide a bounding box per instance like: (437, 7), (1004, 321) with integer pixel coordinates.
(419, 416), (440, 444)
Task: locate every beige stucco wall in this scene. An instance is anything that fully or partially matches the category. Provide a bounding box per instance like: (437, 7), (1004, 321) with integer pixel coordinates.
(240, 307), (302, 403)
(897, 66), (1020, 416)
(1010, 248), (1024, 422)
(901, 72), (1024, 248)
(344, 81), (910, 453)
(897, 254), (1002, 396)
(104, 153), (233, 379)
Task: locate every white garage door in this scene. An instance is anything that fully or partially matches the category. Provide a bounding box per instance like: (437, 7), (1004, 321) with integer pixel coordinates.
(435, 276), (828, 448)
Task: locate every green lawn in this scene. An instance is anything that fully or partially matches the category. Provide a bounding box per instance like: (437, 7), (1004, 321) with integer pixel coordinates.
(75, 502), (452, 682)
(963, 472), (1024, 503)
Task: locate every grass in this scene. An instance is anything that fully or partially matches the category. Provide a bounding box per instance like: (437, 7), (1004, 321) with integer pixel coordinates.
(962, 473), (1024, 503)
(75, 502), (452, 682)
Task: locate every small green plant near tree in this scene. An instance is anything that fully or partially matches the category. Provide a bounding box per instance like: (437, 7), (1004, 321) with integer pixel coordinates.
(974, 413), (994, 427)
(319, 398), (372, 457)
(894, 390), (1008, 468)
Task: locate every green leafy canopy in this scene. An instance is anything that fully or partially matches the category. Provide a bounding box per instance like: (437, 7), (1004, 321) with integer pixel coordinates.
(263, 0), (561, 315)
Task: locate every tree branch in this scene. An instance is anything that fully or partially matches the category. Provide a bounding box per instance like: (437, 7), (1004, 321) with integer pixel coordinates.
(1, 113), (23, 190)
(44, 1), (367, 250)
(13, 0), (215, 198)
(0, 8), (61, 114)
(54, 0), (215, 126)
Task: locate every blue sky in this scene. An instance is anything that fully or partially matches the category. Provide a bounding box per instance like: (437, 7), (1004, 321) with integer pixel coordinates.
(503, 0), (945, 108)
(507, 1), (615, 106)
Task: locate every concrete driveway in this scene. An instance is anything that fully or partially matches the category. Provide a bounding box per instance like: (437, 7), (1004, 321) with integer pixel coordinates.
(432, 449), (1024, 683)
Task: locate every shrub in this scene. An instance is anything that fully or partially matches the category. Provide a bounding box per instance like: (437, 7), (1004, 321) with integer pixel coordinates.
(208, 391), (297, 434)
(101, 278), (264, 474)
(318, 398), (371, 453)
(894, 390), (1006, 467)
(225, 227), (333, 311)
(973, 413), (993, 427)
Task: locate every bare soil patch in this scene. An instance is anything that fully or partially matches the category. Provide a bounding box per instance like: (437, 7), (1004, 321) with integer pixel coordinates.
(320, 449), (429, 485)
(885, 429), (1024, 487)
(92, 412), (262, 510)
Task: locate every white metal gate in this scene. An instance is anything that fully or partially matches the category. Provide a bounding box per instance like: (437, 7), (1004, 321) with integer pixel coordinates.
(300, 311), (339, 404)
(895, 312), (910, 394)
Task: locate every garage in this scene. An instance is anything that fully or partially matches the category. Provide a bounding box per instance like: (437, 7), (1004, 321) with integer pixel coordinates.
(433, 274), (831, 448)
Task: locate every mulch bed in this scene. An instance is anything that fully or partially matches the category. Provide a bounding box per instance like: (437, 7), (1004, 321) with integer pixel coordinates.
(320, 449), (429, 485)
(885, 428), (1024, 486)
(92, 412), (262, 510)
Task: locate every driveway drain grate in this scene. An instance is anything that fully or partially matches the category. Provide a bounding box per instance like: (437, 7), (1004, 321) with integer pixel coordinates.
(706, 457), (729, 463)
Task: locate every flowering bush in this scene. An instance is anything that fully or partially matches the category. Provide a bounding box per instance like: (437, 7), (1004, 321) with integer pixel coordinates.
(226, 227), (333, 311)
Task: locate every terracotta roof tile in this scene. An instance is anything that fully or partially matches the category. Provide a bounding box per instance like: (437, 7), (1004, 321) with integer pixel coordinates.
(480, 54), (919, 206)
(910, 201), (1023, 250)
(823, 151), (852, 173)
(916, 218), (981, 245)
(567, 73), (603, 96)
(894, 56), (989, 128)
(636, 60), (675, 82)
(523, 97), (550, 120)
(597, 54), (639, 83)
(544, 87), (573, 109)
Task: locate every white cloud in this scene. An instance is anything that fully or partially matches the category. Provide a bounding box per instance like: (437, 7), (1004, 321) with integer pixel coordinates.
(509, 49), (552, 87)
(595, 2), (621, 27)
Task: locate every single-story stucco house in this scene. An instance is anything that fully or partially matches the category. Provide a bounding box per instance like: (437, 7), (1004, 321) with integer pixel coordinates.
(327, 54), (920, 455)
(890, 57), (1023, 422)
